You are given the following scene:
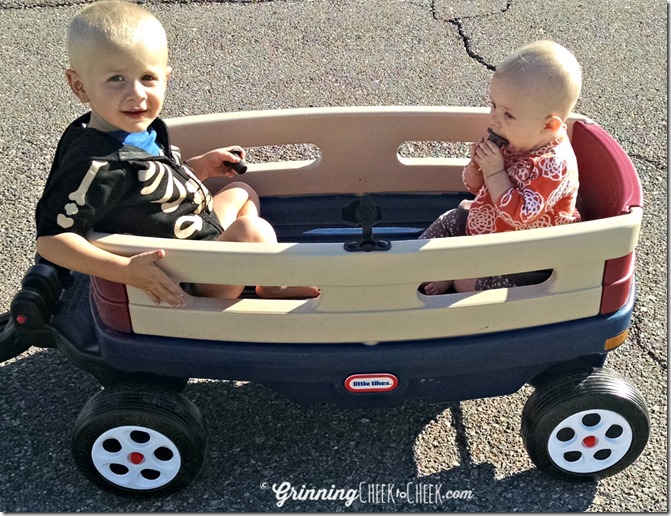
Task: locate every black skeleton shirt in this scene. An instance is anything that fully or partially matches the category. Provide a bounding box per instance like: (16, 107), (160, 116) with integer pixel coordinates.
(36, 113), (224, 241)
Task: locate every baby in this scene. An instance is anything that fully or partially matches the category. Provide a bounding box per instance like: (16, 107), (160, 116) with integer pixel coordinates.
(35, 0), (319, 305)
(421, 40), (583, 295)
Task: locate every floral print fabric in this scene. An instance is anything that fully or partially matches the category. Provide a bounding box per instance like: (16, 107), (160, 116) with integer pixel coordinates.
(464, 129), (581, 235)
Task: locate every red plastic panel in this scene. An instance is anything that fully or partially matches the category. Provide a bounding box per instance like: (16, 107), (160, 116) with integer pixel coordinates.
(572, 121), (643, 314)
(600, 252), (636, 315)
(89, 276), (133, 333)
(603, 252), (635, 285)
(572, 121), (643, 221)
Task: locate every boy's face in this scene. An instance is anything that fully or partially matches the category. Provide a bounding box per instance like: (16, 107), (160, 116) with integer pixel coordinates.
(66, 38), (171, 134)
(488, 77), (557, 153)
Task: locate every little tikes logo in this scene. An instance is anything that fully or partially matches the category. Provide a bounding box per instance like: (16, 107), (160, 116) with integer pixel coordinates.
(345, 373), (398, 393)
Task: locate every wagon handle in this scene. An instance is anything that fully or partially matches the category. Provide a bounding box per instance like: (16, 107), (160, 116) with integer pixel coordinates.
(342, 195), (391, 252)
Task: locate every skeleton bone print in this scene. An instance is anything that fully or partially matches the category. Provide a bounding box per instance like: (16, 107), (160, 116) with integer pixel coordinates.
(55, 158), (214, 239)
(56, 160), (106, 229)
(38, 116), (223, 242)
(137, 160), (214, 239)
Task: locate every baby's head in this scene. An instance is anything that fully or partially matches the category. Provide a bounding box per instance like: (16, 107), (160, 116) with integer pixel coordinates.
(65, 0), (171, 133)
(495, 40), (582, 121)
(489, 41), (582, 152)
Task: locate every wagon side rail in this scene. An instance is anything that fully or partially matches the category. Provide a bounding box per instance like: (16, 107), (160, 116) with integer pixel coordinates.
(166, 106), (587, 197)
(89, 208), (641, 344)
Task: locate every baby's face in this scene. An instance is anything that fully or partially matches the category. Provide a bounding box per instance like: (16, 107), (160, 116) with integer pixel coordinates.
(71, 38), (170, 134)
(487, 77), (555, 153)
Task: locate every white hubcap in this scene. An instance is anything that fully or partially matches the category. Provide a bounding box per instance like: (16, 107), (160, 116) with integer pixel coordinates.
(547, 409), (633, 474)
(91, 425), (181, 490)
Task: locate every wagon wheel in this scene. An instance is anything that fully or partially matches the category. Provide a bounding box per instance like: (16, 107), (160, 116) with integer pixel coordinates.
(521, 368), (649, 482)
(71, 383), (207, 497)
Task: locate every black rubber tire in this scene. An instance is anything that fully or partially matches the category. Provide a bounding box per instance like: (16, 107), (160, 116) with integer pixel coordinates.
(521, 368), (649, 482)
(71, 383), (207, 498)
(97, 370), (190, 393)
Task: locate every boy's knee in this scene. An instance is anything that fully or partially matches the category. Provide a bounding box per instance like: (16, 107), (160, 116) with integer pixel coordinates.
(222, 215), (276, 243)
(228, 181), (259, 204)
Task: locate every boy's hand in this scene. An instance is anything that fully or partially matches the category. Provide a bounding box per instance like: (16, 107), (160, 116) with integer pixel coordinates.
(474, 140), (505, 177)
(186, 147), (246, 179)
(125, 249), (185, 307)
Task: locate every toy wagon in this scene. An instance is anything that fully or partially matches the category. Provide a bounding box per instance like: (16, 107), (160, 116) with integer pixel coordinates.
(0, 106), (649, 497)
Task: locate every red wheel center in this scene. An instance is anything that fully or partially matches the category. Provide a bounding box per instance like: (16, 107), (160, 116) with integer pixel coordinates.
(582, 435), (598, 448)
(129, 452), (145, 464)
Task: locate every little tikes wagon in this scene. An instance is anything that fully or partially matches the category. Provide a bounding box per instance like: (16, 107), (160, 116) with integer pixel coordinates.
(1, 106), (648, 497)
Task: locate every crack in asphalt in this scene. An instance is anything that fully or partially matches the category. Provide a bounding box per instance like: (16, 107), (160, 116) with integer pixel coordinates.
(629, 147), (668, 373)
(641, 346), (667, 370)
(629, 317), (668, 370)
(449, 403), (473, 468)
(429, 0), (513, 71)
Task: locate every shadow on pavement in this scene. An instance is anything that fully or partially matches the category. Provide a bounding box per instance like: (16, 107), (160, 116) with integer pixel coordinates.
(1, 349), (597, 512)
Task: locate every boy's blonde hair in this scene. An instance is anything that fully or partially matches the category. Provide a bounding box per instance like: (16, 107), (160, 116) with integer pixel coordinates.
(494, 40), (582, 121)
(67, 0), (168, 69)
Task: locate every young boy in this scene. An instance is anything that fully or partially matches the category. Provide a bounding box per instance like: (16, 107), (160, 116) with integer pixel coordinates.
(421, 40), (583, 295)
(35, 0), (319, 306)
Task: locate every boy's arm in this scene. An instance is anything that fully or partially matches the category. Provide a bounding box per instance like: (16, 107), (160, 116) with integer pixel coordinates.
(36, 233), (185, 307)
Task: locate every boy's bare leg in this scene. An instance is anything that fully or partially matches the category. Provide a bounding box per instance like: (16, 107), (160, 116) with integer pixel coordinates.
(191, 215), (270, 300)
(255, 285), (321, 298)
(195, 215), (319, 300)
(194, 282), (246, 299)
(209, 181), (260, 229)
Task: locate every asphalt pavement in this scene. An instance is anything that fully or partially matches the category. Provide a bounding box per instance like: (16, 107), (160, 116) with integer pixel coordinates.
(0, 0), (667, 512)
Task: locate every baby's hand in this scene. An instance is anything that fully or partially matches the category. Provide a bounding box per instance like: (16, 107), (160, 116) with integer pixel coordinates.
(124, 249), (185, 307)
(474, 140), (505, 177)
(470, 137), (485, 161)
(462, 159), (484, 192)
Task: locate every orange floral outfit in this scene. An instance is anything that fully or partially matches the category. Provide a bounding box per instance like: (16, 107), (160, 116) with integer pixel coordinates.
(465, 129), (581, 235)
(419, 128), (581, 291)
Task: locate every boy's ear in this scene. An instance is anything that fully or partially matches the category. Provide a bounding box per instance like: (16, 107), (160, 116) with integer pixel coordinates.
(65, 68), (90, 104)
(544, 115), (563, 132)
